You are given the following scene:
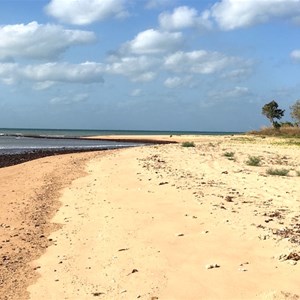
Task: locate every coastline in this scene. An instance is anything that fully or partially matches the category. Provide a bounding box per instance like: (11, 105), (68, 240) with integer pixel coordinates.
(1, 135), (300, 299)
(0, 136), (176, 168)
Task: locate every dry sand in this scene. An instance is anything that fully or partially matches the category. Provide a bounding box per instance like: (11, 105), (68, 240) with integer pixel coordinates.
(1, 135), (300, 299)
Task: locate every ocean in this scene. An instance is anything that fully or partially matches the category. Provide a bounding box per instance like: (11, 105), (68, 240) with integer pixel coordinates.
(0, 128), (240, 155)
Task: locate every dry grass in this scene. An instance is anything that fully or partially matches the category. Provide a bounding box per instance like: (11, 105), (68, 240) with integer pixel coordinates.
(249, 126), (300, 138)
(266, 168), (290, 176)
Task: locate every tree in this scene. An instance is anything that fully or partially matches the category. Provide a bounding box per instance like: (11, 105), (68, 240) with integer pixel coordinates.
(290, 99), (300, 126)
(262, 100), (285, 128)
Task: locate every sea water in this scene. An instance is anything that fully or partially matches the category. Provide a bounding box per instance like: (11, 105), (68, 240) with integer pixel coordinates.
(0, 128), (240, 155)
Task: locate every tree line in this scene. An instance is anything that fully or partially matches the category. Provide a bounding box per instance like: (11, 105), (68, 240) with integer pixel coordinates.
(262, 99), (300, 128)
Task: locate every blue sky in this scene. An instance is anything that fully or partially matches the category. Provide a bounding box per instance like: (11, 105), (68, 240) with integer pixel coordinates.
(0, 0), (300, 132)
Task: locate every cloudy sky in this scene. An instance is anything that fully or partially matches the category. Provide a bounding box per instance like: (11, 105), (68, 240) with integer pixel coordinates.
(0, 0), (300, 132)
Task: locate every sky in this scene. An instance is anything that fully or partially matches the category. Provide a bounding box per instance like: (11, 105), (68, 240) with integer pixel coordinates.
(0, 0), (300, 132)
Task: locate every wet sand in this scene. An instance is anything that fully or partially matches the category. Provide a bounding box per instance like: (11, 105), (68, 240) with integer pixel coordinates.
(1, 135), (300, 299)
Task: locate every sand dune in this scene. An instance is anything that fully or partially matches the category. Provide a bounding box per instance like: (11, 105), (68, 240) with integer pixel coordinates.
(1, 135), (300, 299)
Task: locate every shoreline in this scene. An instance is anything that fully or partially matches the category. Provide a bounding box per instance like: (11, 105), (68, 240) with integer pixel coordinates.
(0, 136), (178, 168)
(0, 150), (103, 300)
(1, 135), (300, 299)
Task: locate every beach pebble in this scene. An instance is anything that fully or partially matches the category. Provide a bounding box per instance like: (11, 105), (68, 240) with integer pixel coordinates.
(238, 267), (247, 272)
(225, 196), (234, 202)
(259, 234), (270, 240)
(278, 254), (288, 261)
(206, 263), (220, 269)
(159, 181), (168, 185)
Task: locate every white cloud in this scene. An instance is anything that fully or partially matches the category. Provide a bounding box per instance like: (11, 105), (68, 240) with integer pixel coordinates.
(22, 62), (104, 83)
(130, 89), (141, 96)
(123, 29), (183, 55)
(159, 6), (212, 31)
(164, 50), (239, 74)
(105, 55), (159, 81)
(132, 72), (156, 82)
(211, 0), (300, 30)
(46, 0), (128, 25)
(0, 63), (18, 84)
(33, 81), (55, 90)
(208, 86), (251, 101)
(290, 49), (300, 61)
(164, 76), (193, 88)
(50, 93), (89, 105)
(145, 0), (175, 9)
(0, 22), (96, 60)
(0, 62), (104, 85)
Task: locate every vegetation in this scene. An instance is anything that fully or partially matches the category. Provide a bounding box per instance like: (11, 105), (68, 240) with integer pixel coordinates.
(245, 155), (261, 166)
(262, 100), (285, 129)
(249, 126), (300, 138)
(182, 141), (195, 147)
(251, 100), (300, 137)
(296, 170), (300, 176)
(266, 168), (289, 176)
(290, 100), (300, 125)
(223, 151), (235, 158)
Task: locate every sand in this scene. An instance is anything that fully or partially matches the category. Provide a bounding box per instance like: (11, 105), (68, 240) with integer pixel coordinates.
(1, 135), (300, 299)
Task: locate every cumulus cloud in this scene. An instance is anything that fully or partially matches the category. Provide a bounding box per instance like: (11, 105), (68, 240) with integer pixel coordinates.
(131, 72), (156, 82)
(0, 62), (104, 85)
(211, 0), (300, 30)
(159, 6), (212, 31)
(290, 49), (300, 61)
(122, 29), (183, 55)
(46, 0), (128, 25)
(164, 50), (240, 74)
(0, 22), (95, 60)
(105, 55), (159, 81)
(164, 76), (193, 88)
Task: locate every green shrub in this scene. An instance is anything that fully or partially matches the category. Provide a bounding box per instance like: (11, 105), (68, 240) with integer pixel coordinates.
(246, 156), (261, 166)
(182, 141), (195, 147)
(266, 168), (289, 176)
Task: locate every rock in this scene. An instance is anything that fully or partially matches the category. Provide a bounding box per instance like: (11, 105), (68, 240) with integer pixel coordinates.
(92, 292), (105, 296)
(225, 196), (234, 202)
(159, 182), (168, 185)
(206, 263), (220, 269)
(118, 248), (129, 252)
(238, 267), (247, 272)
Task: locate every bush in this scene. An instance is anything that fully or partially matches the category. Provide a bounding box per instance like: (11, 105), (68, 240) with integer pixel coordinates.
(182, 141), (195, 147)
(246, 156), (261, 166)
(296, 170), (300, 176)
(249, 126), (300, 137)
(266, 168), (289, 176)
(223, 151), (235, 158)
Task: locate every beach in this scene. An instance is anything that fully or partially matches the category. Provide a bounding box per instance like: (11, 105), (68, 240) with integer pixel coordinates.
(1, 135), (300, 299)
